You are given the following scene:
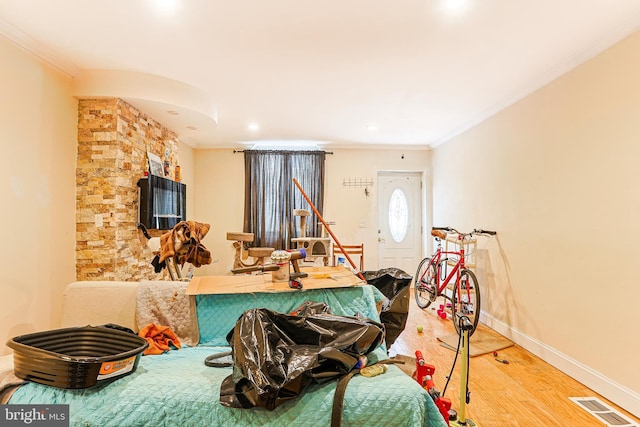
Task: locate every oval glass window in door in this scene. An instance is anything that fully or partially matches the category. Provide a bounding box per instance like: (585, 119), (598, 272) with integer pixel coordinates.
(388, 188), (409, 243)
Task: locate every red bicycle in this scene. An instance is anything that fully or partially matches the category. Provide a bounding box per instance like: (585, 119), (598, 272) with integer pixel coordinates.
(414, 227), (496, 336)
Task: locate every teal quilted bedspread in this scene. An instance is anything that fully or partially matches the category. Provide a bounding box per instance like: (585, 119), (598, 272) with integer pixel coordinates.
(9, 285), (448, 427)
(196, 285), (386, 346)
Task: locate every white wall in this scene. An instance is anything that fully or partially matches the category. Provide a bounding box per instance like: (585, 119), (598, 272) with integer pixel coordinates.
(192, 148), (430, 275)
(0, 36), (77, 354)
(432, 31), (640, 416)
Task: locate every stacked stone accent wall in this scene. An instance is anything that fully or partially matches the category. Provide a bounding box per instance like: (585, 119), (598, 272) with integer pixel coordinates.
(76, 98), (179, 281)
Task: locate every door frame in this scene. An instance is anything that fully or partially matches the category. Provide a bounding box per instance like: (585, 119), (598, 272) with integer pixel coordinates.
(376, 170), (426, 274)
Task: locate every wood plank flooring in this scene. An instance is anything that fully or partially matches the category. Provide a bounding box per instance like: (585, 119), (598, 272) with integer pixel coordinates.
(388, 295), (640, 426)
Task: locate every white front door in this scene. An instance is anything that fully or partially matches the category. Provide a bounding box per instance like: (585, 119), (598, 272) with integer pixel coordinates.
(377, 172), (423, 276)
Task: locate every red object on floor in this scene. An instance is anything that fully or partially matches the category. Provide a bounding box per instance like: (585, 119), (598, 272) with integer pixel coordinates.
(437, 305), (447, 319)
(415, 350), (451, 426)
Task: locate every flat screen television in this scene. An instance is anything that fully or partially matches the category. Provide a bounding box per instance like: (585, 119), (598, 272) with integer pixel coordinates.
(138, 175), (186, 230)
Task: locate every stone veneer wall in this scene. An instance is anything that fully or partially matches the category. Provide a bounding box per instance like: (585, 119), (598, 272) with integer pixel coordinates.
(76, 98), (180, 280)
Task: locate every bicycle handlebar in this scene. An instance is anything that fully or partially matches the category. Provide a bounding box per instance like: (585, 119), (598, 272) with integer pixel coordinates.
(473, 228), (497, 236)
(431, 226), (497, 236)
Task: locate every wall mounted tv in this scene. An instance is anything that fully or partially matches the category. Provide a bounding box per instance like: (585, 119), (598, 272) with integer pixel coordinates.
(138, 175), (186, 230)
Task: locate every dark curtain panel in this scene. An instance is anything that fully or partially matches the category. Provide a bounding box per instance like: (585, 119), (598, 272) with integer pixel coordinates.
(244, 150), (325, 249)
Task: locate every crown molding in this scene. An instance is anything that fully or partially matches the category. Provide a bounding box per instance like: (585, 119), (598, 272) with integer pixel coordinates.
(0, 16), (81, 77)
(431, 18), (640, 149)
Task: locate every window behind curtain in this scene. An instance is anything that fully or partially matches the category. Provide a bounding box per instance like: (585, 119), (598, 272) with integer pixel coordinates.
(243, 150), (325, 249)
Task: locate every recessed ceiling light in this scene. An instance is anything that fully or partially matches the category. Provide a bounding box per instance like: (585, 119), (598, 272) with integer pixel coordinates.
(150, 0), (180, 15)
(247, 122), (260, 132)
(442, 0), (469, 12)
(366, 124), (378, 132)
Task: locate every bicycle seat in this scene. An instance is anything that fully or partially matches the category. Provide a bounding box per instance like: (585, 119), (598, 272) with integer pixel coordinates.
(431, 230), (447, 240)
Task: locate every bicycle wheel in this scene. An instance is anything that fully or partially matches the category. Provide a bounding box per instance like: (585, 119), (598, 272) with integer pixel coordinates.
(414, 257), (438, 309)
(451, 268), (480, 336)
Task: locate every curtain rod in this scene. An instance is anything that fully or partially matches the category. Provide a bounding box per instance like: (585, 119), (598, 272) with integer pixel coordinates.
(233, 149), (333, 154)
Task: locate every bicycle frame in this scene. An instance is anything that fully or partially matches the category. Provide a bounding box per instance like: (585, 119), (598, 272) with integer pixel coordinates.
(427, 236), (467, 297)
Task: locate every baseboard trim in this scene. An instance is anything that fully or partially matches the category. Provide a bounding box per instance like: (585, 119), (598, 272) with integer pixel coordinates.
(480, 312), (640, 419)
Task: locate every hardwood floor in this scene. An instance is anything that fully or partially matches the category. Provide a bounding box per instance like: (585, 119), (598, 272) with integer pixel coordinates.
(388, 295), (640, 427)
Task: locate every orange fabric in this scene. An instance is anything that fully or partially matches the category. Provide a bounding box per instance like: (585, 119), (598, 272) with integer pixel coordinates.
(158, 221), (211, 264)
(158, 229), (177, 263)
(138, 323), (182, 355)
(182, 221), (211, 241)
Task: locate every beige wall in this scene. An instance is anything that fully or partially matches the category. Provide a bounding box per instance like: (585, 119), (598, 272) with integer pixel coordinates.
(178, 140), (195, 218)
(432, 31), (640, 415)
(324, 148), (430, 273)
(192, 149), (249, 275)
(192, 148), (430, 275)
(1, 36), (77, 354)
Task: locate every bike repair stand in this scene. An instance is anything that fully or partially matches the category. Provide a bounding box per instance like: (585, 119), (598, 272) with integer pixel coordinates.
(449, 313), (479, 427)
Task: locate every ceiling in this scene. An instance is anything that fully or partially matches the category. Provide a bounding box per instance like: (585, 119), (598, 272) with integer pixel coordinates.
(2, 0), (640, 150)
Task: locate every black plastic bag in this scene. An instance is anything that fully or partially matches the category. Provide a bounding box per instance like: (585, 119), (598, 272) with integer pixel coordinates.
(219, 303), (385, 410)
(363, 268), (412, 346)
